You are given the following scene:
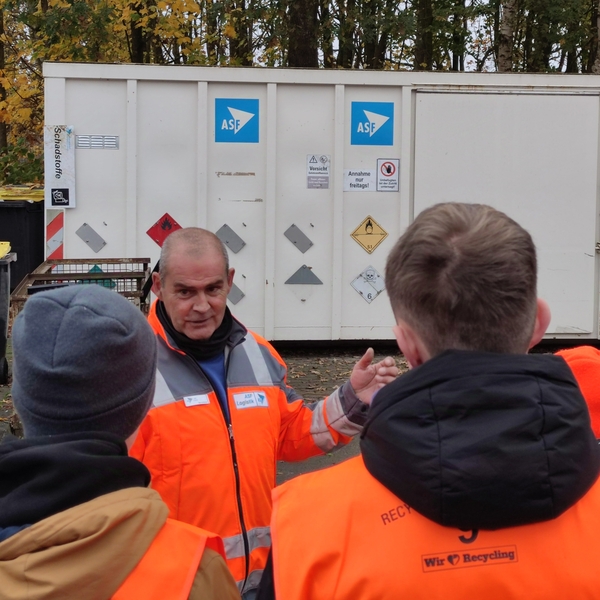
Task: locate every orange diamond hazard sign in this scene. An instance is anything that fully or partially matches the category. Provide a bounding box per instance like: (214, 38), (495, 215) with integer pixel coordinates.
(351, 216), (388, 254)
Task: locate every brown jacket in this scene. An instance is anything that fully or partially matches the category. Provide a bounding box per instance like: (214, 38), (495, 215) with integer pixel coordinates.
(0, 487), (240, 600)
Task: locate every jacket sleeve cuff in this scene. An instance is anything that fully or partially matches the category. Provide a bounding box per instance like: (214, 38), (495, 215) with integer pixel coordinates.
(337, 380), (369, 427)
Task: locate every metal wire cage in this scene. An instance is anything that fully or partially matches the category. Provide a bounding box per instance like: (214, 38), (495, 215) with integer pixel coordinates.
(10, 258), (151, 319)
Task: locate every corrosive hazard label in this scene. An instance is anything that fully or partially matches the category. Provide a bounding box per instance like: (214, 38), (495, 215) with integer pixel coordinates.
(351, 216), (388, 254)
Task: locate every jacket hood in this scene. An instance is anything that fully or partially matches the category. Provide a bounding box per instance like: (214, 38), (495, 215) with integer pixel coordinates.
(0, 432), (150, 529)
(360, 350), (600, 530)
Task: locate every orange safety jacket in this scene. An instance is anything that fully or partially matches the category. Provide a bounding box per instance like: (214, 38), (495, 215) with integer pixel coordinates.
(271, 455), (600, 600)
(114, 518), (224, 600)
(131, 301), (358, 593)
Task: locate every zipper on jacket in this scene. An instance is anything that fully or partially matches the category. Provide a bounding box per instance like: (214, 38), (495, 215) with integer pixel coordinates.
(227, 421), (251, 589)
(187, 352), (251, 591)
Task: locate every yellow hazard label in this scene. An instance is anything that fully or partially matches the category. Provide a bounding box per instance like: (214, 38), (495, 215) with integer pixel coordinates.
(351, 216), (388, 254)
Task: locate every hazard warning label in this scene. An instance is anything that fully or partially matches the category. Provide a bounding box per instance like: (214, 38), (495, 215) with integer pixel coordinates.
(351, 216), (388, 254)
(377, 158), (399, 192)
(146, 213), (183, 247)
(307, 154), (330, 189)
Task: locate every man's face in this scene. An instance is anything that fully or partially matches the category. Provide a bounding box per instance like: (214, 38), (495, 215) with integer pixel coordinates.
(152, 247), (234, 341)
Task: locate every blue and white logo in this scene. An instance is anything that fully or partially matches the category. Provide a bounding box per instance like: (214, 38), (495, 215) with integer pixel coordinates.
(255, 392), (268, 407)
(351, 102), (394, 146)
(215, 98), (259, 143)
(234, 392), (269, 409)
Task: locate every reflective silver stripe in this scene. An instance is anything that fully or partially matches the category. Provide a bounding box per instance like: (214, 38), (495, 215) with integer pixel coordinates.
(243, 335), (275, 386)
(244, 569), (265, 593)
(248, 526), (271, 552)
(324, 387), (363, 437)
(309, 401), (337, 452)
(310, 388), (362, 451)
(224, 533), (245, 559)
(224, 527), (272, 559)
(152, 368), (177, 408)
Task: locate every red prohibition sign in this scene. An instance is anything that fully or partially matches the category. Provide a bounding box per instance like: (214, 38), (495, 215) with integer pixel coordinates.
(381, 161), (396, 177)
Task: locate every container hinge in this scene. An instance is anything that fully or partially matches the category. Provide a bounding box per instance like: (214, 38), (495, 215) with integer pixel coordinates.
(596, 242), (600, 254)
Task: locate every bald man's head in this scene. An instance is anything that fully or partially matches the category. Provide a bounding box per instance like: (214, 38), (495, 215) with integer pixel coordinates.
(159, 228), (229, 282)
(152, 227), (234, 340)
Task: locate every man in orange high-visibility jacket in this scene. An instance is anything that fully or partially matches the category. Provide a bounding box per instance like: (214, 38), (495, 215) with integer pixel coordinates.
(259, 203), (600, 600)
(0, 285), (239, 600)
(130, 227), (399, 598)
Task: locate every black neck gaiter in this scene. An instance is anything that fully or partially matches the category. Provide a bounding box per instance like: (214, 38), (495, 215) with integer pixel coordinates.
(156, 300), (234, 360)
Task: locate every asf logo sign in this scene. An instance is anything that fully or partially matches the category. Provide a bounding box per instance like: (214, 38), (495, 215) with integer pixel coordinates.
(351, 102), (394, 146)
(215, 98), (259, 143)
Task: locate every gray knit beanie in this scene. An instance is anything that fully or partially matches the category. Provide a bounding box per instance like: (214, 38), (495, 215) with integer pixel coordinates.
(12, 284), (157, 439)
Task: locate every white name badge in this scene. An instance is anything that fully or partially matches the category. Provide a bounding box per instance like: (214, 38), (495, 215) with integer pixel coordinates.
(183, 394), (210, 407)
(234, 392), (269, 410)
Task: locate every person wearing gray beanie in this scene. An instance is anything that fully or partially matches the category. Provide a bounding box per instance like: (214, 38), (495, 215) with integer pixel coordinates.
(0, 284), (240, 600)
(11, 283), (157, 439)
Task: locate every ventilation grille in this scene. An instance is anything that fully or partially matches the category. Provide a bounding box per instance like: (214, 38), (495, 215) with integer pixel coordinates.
(76, 135), (119, 149)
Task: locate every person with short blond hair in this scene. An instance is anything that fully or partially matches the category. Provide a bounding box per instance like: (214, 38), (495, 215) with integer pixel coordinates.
(260, 202), (600, 600)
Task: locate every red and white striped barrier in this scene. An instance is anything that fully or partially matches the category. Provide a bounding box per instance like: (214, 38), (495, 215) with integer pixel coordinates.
(46, 210), (64, 259)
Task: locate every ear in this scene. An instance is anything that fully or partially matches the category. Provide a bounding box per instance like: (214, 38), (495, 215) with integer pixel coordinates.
(151, 271), (163, 301)
(226, 268), (235, 291)
(528, 298), (551, 350)
(393, 319), (430, 369)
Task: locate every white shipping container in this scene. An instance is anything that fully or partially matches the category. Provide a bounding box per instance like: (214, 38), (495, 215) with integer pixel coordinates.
(44, 63), (600, 341)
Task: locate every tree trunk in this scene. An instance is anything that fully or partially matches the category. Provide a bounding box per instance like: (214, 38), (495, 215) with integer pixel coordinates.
(130, 2), (146, 62)
(337, 0), (356, 68)
(288, 0), (319, 67)
(229, 0), (253, 66)
(206, 0), (221, 63)
(0, 9), (7, 152)
(497, 0), (517, 72)
(320, 0), (335, 68)
(363, 0), (380, 69)
(592, 0), (600, 73)
(451, 0), (465, 71)
(526, 1), (553, 72)
(414, 0), (433, 70)
(523, 8), (533, 70)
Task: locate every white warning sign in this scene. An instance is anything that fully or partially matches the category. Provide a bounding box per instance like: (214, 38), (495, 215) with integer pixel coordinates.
(377, 158), (399, 192)
(44, 125), (76, 208)
(351, 266), (386, 303)
(307, 154), (330, 189)
(344, 169), (376, 192)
